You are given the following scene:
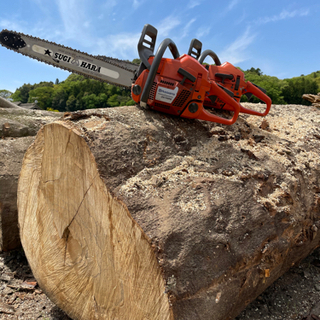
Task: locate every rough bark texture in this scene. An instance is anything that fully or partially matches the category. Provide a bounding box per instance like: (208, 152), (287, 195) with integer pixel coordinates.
(0, 107), (61, 251)
(17, 104), (320, 320)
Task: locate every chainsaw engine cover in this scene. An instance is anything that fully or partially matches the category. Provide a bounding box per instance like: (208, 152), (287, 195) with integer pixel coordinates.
(132, 54), (210, 118)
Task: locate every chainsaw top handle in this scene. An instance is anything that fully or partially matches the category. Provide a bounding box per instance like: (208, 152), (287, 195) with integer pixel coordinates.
(198, 49), (221, 66)
(140, 37), (180, 107)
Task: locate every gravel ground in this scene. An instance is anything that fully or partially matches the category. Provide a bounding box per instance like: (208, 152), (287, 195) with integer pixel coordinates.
(0, 249), (70, 320)
(236, 247), (320, 320)
(0, 247), (319, 320)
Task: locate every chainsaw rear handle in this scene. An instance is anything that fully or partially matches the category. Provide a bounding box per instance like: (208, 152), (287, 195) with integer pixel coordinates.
(140, 38), (180, 107)
(205, 80), (240, 124)
(198, 49), (221, 66)
(188, 39), (202, 60)
(241, 81), (272, 116)
(195, 102), (239, 125)
(137, 24), (157, 70)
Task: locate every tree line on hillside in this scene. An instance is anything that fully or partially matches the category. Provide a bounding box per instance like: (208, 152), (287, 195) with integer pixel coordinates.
(242, 68), (319, 105)
(7, 74), (135, 112)
(1, 63), (319, 112)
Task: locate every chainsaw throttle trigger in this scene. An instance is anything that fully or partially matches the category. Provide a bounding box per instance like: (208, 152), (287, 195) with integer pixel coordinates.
(188, 39), (202, 60)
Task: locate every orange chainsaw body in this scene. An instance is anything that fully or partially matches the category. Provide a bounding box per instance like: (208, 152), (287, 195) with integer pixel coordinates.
(205, 62), (272, 116)
(132, 55), (241, 125)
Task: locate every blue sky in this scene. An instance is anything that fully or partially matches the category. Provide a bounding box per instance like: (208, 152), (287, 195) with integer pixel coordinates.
(0, 0), (319, 93)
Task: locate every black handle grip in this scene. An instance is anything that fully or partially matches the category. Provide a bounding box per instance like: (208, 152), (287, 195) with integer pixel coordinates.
(188, 38), (202, 60)
(198, 49), (221, 66)
(137, 24), (158, 70)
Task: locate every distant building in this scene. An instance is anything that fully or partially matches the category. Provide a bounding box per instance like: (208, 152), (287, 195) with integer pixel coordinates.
(12, 101), (41, 110)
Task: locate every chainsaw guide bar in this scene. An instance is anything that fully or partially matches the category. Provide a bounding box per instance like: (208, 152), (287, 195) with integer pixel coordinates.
(0, 30), (137, 88)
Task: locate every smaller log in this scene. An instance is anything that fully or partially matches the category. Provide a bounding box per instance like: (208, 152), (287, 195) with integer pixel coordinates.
(0, 107), (61, 251)
(302, 93), (320, 106)
(0, 96), (23, 109)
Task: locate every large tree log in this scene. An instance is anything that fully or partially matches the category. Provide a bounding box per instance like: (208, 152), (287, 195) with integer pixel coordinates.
(0, 107), (61, 250)
(18, 104), (320, 320)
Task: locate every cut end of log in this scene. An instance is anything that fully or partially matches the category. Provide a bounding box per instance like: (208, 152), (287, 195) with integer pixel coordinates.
(18, 122), (171, 320)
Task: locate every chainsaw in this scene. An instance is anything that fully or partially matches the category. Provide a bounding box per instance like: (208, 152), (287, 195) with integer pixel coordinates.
(0, 24), (271, 125)
(197, 50), (271, 116)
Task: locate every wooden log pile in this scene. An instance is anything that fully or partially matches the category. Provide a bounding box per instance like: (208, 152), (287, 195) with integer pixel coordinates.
(16, 103), (320, 320)
(0, 98), (61, 250)
(303, 93), (320, 108)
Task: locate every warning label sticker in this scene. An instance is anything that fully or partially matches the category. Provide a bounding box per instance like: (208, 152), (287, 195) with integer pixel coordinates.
(155, 86), (178, 104)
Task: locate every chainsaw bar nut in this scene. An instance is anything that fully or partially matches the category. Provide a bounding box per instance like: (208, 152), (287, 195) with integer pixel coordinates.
(132, 84), (142, 95)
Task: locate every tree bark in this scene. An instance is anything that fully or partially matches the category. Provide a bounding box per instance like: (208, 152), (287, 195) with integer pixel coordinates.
(0, 107), (61, 251)
(18, 104), (320, 320)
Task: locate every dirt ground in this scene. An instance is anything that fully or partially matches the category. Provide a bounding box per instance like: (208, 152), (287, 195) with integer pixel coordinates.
(0, 248), (319, 320)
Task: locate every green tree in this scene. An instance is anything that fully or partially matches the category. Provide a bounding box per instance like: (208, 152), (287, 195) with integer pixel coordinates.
(242, 69), (286, 104)
(11, 83), (34, 102)
(247, 67), (263, 76)
(132, 58), (141, 65)
(0, 89), (13, 99)
(28, 86), (54, 110)
(66, 95), (78, 111)
(281, 77), (318, 105)
(107, 94), (121, 107)
(98, 93), (109, 108)
(81, 93), (99, 109)
(51, 87), (67, 111)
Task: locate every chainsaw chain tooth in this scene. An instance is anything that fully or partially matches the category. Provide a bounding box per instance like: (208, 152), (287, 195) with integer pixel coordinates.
(0, 29), (138, 88)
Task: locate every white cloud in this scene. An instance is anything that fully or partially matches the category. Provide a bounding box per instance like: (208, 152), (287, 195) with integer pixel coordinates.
(133, 0), (144, 10)
(0, 19), (24, 31)
(94, 32), (140, 59)
(156, 16), (181, 37)
(227, 0), (240, 11)
(219, 26), (257, 65)
(187, 0), (201, 9)
(255, 8), (310, 25)
(181, 18), (196, 39)
(55, 0), (91, 41)
(196, 26), (211, 39)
